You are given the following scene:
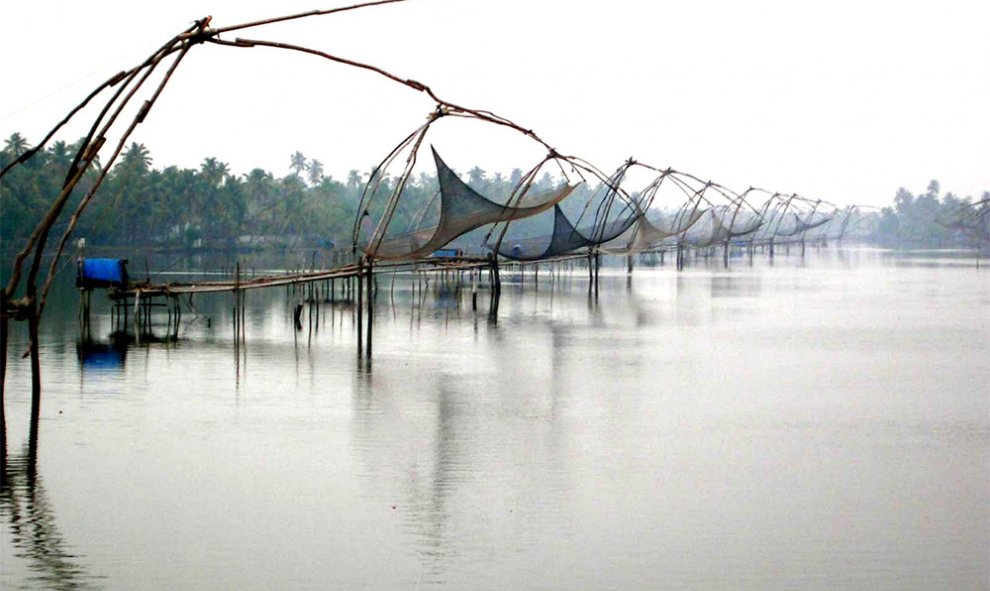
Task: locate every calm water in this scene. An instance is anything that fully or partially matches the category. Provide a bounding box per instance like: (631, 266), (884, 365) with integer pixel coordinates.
(2, 249), (988, 590)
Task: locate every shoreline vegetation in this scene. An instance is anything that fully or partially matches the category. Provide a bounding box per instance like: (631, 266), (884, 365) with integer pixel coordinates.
(2, 132), (987, 259)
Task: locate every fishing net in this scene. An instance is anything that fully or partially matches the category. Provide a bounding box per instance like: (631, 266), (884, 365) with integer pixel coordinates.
(774, 211), (833, 237)
(490, 161), (647, 260)
(366, 148), (576, 260)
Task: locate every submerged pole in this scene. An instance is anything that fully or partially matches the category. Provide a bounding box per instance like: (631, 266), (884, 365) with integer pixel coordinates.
(356, 262), (364, 356)
(471, 266), (478, 311)
(366, 261), (373, 358)
(0, 304), (7, 467)
(27, 302), (41, 462)
(133, 290), (141, 344)
(234, 262), (241, 350)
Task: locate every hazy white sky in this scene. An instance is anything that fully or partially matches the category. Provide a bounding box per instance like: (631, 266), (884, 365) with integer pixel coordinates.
(2, 0), (988, 206)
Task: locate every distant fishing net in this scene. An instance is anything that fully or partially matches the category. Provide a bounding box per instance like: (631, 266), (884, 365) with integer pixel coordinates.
(490, 160), (647, 260)
(603, 205), (707, 254)
(774, 210), (833, 237)
(937, 199), (990, 245)
(683, 207), (764, 247)
(354, 114), (580, 262)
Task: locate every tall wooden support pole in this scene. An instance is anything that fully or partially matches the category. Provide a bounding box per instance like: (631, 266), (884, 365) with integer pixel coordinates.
(490, 254), (501, 295)
(365, 261), (373, 358)
(471, 267), (478, 311)
(27, 302), (41, 464)
(594, 253), (600, 297)
(356, 262), (364, 357)
(234, 262), (241, 351)
(133, 290), (141, 344)
(1, 304), (8, 468)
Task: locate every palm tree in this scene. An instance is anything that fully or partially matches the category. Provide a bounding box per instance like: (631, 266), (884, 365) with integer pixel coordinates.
(106, 143), (153, 243)
(47, 141), (73, 172)
(509, 168), (523, 188)
(290, 151), (308, 177)
(417, 171), (436, 190)
(467, 166), (487, 189)
(199, 157), (230, 191)
(3, 132), (29, 158)
(243, 168), (276, 232)
(491, 171), (506, 199)
(307, 158), (324, 186)
(196, 157), (231, 241)
(347, 169), (362, 189)
(120, 142), (152, 173)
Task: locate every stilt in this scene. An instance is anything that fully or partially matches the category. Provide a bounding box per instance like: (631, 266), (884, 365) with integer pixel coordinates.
(234, 263), (241, 350)
(133, 290), (141, 344)
(471, 267), (478, 310)
(365, 262), (373, 358)
(594, 253), (600, 297)
(27, 301), (41, 464)
(1, 303), (8, 468)
(356, 263), (364, 357)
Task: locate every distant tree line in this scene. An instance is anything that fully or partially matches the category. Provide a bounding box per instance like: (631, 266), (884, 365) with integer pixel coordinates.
(0, 132), (566, 254)
(872, 180), (988, 247)
(2, 132), (985, 253)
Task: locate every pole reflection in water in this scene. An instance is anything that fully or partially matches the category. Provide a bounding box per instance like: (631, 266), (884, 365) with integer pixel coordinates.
(1, 251), (985, 590)
(1, 447), (103, 590)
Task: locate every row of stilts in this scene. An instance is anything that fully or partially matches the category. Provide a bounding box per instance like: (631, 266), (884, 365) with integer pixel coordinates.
(106, 237), (832, 358)
(1, 238), (828, 474)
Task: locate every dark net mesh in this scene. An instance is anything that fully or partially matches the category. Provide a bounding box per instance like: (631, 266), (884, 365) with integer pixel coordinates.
(603, 206), (707, 254)
(494, 203), (643, 261)
(775, 212), (833, 237)
(368, 148), (576, 261)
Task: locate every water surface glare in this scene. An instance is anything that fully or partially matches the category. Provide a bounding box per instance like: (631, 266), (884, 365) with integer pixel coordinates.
(2, 250), (988, 590)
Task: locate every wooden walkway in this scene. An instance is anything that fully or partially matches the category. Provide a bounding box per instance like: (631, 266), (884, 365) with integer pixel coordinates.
(107, 255), (493, 300)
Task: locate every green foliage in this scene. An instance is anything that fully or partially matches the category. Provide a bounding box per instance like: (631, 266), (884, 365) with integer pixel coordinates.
(871, 180), (984, 246)
(5, 132), (982, 255)
(0, 133), (538, 253)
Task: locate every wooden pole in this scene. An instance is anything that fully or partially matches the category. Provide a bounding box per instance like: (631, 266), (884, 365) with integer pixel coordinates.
(366, 262), (373, 358)
(133, 291), (141, 344)
(471, 266), (478, 311)
(27, 302), (41, 463)
(356, 263), (364, 356)
(234, 262), (240, 350)
(1, 304), (7, 466)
